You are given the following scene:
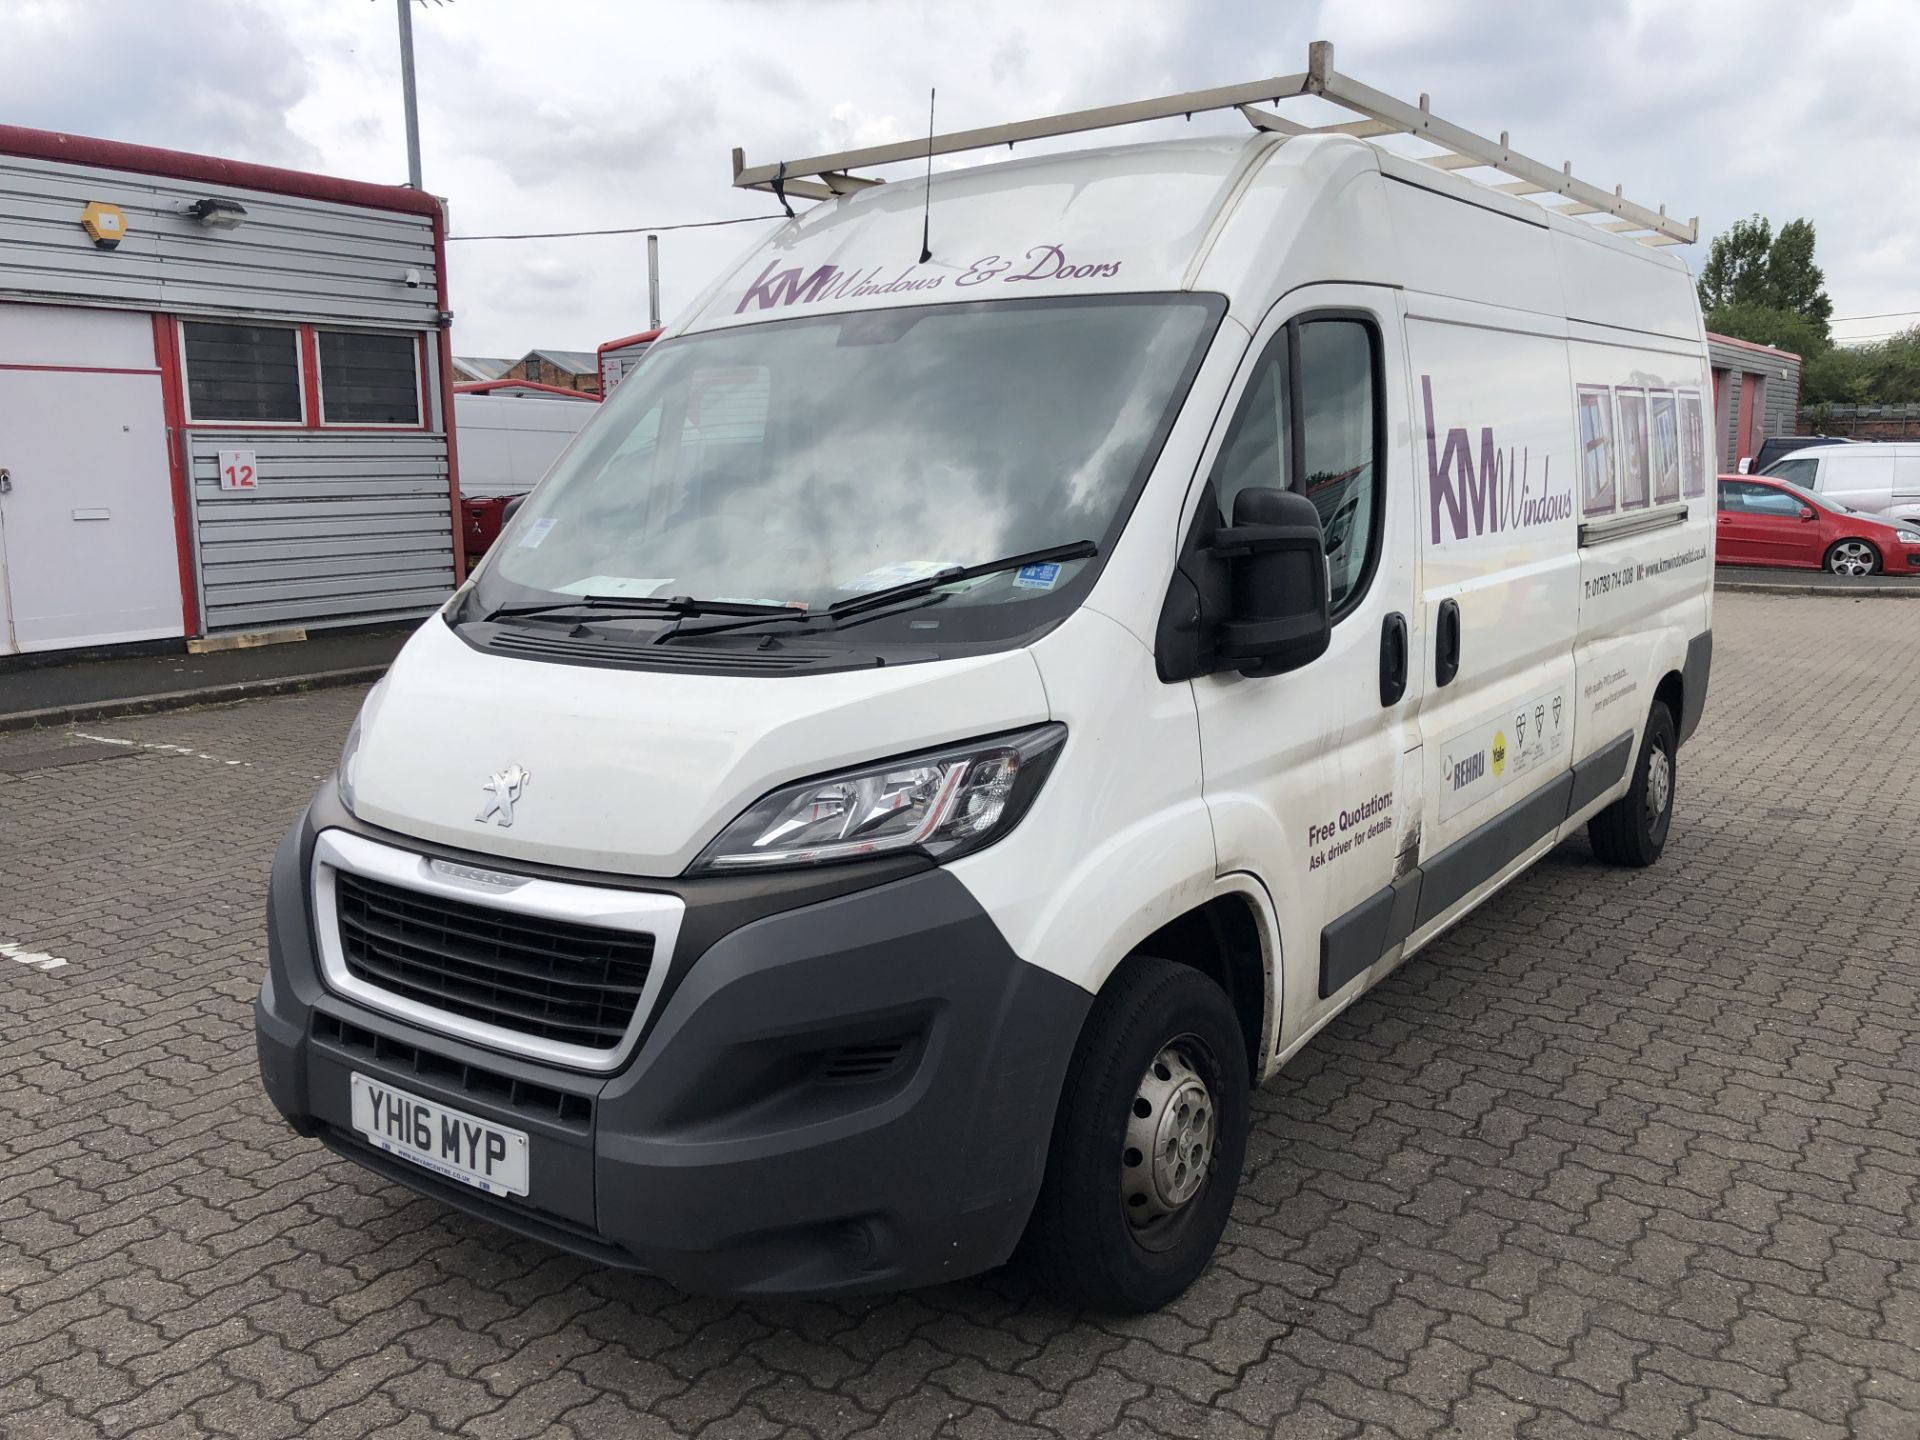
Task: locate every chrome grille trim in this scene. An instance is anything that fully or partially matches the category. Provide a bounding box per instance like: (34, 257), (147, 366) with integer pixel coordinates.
(311, 829), (684, 1072)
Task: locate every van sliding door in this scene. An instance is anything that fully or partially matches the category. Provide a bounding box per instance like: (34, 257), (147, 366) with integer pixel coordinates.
(1402, 308), (1581, 945)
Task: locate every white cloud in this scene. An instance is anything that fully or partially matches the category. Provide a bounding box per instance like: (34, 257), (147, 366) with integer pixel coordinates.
(4, 0), (1916, 350)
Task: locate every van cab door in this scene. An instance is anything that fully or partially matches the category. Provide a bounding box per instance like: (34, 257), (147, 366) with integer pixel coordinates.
(1186, 287), (1425, 1065)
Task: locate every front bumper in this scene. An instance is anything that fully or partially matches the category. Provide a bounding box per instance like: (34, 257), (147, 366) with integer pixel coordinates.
(255, 802), (1090, 1297)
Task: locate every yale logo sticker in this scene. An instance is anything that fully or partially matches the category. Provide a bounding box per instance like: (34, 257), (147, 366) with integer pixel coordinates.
(1440, 689), (1565, 822)
(80, 200), (128, 249)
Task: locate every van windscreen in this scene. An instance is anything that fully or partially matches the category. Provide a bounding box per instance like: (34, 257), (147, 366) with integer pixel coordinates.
(473, 295), (1219, 629)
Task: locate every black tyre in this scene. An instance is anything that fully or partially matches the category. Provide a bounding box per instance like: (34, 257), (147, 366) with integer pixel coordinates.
(1019, 955), (1248, 1312)
(1589, 700), (1676, 868)
(1824, 539), (1881, 577)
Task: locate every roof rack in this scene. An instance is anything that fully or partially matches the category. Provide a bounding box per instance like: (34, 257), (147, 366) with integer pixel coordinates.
(731, 41), (1696, 248)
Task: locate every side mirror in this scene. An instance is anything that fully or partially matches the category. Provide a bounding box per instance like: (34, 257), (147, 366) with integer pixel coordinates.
(1209, 487), (1331, 677)
(1797, 505), (1817, 521)
(501, 493), (529, 526)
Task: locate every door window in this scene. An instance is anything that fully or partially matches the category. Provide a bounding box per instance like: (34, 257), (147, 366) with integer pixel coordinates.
(1763, 455), (1818, 488)
(1212, 314), (1382, 616)
(1721, 479), (1802, 516)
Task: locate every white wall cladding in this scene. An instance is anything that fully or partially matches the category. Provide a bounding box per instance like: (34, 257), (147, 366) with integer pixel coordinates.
(0, 153), (439, 326)
(188, 433), (455, 631)
(1, 148), (458, 635)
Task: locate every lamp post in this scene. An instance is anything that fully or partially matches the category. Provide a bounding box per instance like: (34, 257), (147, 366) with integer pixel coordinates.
(395, 0), (423, 190)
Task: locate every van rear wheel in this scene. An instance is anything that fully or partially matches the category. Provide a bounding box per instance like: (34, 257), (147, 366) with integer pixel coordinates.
(1589, 701), (1676, 868)
(1019, 956), (1248, 1313)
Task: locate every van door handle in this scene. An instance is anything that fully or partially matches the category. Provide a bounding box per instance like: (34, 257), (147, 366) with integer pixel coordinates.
(1435, 598), (1462, 687)
(1379, 611), (1408, 706)
(0, 468), (11, 494)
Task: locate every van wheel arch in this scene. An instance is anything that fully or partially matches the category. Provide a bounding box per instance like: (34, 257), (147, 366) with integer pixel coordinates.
(1654, 670), (1685, 745)
(1088, 895), (1268, 1084)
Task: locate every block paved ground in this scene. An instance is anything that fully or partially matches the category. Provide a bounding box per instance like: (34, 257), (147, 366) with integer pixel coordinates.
(2, 589), (1916, 1439)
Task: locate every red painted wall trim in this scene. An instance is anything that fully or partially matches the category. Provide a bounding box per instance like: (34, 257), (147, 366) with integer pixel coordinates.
(0, 124), (440, 219)
(452, 377), (597, 400)
(432, 207), (468, 583)
(596, 327), (662, 358)
(0, 361), (160, 376)
(152, 314), (201, 638)
(296, 327), (323, 426)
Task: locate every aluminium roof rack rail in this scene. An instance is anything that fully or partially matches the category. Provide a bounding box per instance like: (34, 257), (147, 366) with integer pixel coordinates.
(732, 40), (1696, 247)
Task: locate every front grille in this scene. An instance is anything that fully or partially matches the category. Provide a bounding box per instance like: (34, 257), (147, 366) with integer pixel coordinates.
(819, 1037), (913, 1083)
(333, 871), (654, 1051)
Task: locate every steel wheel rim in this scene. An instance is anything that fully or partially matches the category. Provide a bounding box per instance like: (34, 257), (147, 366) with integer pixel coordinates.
(1122, 1038), (1217, 1237)
(1646, 746), (1672, 825)
(1829, 542), (1874, 577)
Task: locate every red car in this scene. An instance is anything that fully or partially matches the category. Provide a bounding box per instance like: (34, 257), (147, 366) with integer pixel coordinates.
(1716, 474), (1920, 576)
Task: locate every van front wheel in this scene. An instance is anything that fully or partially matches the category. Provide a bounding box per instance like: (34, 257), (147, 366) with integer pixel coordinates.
(1019, 955), (1248, 1312)
(1588, 701), (1676, 868)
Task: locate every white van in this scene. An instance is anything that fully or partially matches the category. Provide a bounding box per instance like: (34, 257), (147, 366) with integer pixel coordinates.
(1761, 441), (1920, 529)
(256, 47), (1714, 1311)
(452, 390), (595, 499)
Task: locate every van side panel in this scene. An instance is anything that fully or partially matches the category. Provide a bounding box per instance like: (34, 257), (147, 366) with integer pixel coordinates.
(1562, 333), (1713, 831)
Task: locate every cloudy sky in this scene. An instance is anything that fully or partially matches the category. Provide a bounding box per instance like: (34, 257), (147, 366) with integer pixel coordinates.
(9, 0), (1917, 357)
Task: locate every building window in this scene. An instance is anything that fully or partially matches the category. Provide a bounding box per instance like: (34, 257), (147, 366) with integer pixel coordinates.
(318, 330), (421, 425)
(182, 321), (303, 423)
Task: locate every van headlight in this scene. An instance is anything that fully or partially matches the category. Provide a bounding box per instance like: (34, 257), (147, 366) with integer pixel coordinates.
(336, 712), (364, 816)
(335, 681), (384, 816)
(691, 724), (1066, 873)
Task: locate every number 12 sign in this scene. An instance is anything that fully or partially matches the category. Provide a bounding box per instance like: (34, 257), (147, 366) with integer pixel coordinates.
(218, 449), (259, 491)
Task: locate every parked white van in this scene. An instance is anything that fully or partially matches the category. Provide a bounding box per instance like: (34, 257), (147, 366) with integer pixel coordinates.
(1761, 441), (1920, 530)
(256, 47), (1715, 1311)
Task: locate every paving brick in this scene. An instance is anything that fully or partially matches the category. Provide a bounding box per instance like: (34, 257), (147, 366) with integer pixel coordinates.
(2, 592), (1917, 1438)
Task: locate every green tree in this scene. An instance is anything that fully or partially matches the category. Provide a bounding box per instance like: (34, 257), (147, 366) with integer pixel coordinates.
(1766, 220), (1832, 331)
(1697, 214), (1833, 354)
(1861, 325), (1920, 404)
(1801, 344), (1868, 407)
(1704, 299), (1825, 360)
(1697, 215), (1774, 312)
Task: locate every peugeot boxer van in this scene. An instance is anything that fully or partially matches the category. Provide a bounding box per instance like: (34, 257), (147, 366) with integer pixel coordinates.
(256, 49), (1715, 1311)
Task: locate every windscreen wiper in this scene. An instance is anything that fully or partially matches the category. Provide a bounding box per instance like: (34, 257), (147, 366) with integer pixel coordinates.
(646, 539), (1100, 645)
(826, 540), (1098, 620)
(483, 594), (792, 624)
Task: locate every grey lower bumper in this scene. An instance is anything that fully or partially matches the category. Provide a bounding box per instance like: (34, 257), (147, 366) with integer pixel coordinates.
(255, 804), (1090, 1297)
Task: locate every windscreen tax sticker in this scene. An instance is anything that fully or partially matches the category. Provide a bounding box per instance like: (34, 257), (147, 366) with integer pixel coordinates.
(518, 517), (558, 549)
(1012, 562), (1062, 590)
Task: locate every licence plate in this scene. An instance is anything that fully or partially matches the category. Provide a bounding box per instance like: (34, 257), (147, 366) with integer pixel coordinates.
(349, 1073), (530, 1197)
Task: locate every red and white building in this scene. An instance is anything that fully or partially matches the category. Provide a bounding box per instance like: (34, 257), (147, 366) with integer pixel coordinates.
(0, 126), (466, 655)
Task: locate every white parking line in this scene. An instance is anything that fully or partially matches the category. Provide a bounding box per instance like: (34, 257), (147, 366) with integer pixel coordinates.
(2, 941), (69, 972)
(72, 731), (253, 768)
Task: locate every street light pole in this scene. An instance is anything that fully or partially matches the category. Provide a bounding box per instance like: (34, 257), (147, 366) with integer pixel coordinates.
(647, 234), (661, 331)
(395, 0), (424, 190)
